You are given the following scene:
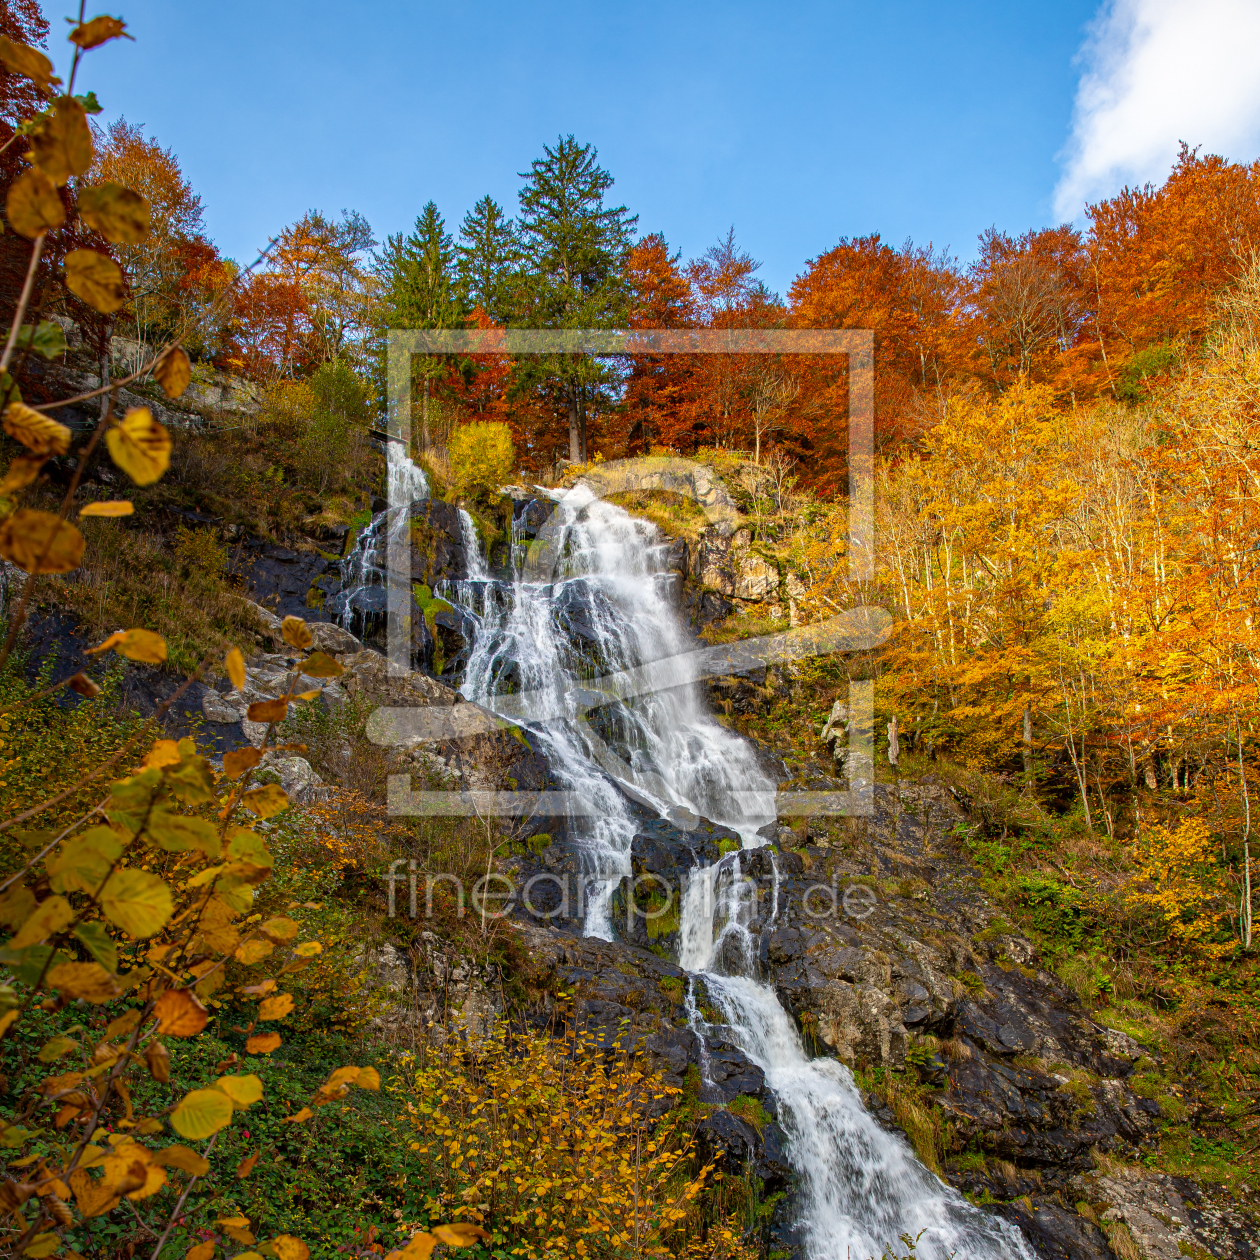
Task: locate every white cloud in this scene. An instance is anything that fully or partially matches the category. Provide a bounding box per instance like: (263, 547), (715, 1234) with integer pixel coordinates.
(1053, 0), (1260, 218)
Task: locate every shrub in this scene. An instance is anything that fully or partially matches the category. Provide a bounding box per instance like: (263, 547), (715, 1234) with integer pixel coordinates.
(404, 1020), (759, 1258)
(447, 421), (514, 502)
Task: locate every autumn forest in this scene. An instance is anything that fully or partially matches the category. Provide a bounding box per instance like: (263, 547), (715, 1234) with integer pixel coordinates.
(0, 2), (1259, 1259)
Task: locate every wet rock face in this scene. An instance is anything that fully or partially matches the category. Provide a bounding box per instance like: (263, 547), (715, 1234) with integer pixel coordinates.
(741, 785), (1167, 1178)
(231, 539), (332, 621)
(408, 500), (468, 586)
(508, 923), (797, 1203)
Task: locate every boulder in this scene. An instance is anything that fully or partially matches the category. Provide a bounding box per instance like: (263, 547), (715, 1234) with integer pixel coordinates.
(309, 621), (363, 654)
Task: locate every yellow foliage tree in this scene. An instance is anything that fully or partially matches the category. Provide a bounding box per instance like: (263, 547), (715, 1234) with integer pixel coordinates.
(1127, 818), (1230, 955)
(447, 420), (514, 502)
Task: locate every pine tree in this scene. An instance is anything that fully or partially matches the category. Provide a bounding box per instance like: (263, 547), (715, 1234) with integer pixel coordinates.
(515, 136), (637, 462)
(376, 201), (461, 449)
(457, 194), (519, 325)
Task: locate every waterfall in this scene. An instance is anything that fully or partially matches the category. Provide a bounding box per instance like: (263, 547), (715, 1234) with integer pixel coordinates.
(450, 483), (773, 938)
(458, 508), (489, 580)
(329, 442), (428, 637)
(444, 484), (1033, 1260)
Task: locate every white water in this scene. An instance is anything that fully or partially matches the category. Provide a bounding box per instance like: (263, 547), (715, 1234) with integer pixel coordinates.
(331, 443), (429, 634)
(450, 484), (773, 938)
(457, 508), (489, 580)
(444, 483), (1032, 1260)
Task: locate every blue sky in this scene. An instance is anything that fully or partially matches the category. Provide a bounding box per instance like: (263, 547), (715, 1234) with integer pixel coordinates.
(72, 0), (1260, 298)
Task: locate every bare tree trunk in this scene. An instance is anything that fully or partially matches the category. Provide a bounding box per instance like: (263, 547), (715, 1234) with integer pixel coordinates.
(1240, 734), (1253, 949)
(568, 385), (580, 463)
(421, 377), (431, 452)
(1022, 705), (1033, 776)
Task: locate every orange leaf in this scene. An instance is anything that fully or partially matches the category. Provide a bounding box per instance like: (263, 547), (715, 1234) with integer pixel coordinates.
(236, 1151), (260, 1180)
(244, 1032), (281, 1055)
(154, 347), (192, 399)
(257, 992), (294, 1021)
(154, 989), (208, 1038)
(68, 672), (100, 698)
(69, 15), (127, 48)
(222, 747), (262, 779)
(246, 699), (288, 724)
(0, 509), (83, 574)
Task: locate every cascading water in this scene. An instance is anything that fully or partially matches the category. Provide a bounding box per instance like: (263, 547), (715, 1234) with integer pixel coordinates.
(457, 509), (488, 580)
(330, 442), (429, 637)
(450, 484), (773, 938)
(445, 483), (1033, 1260)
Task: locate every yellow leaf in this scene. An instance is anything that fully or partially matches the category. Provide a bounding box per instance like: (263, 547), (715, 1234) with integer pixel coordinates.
(100, 868), (173, 938)
(246, 698), (288, 724)
(245, 1032), (281, 1055)
(271, 1236), (309, 1260)
(296, 651), (343, 678)
(242, 784), (289, 819)
(29, 97), (92, 185)
(68, 1167), (119, 1218)
(22, 1232), (60, 1257)
(154, 1145), (210, 1176)
(431, 1224), (489, 1248)
(78, 181), (149, 244)
(398, 1235), (437, 1260)
(225, 646), (246, 690)
(0, 1010), (20, 1038)
(281, 616), (312, 650)
(46, 961), (121, 1004)
(11, 894), (73, 947)
(261, 915), (298, 941)
(105, 406), (169, 484)
(69, 15), (128, 48)
(214, 1073), (263, 1107)
(294, 941), (321, 957)
(281, 1107), (312, 1124)
(154, 346), (192, 399)
(184, 1243), (215, 1260)
(234, 938), (273, 964)
(169, 1088), (234, 1140)
(322, 1066), (360, 1091)
(258, 992), (294, 1021)
(38, 1034), (76, 1061)
(3, 401), (69, 456)
(80, 499), (133, 517)
(47, 826), (121, 894)
(222, 746), (261, 779)
(356, 1066), (381, 1091)
(65, 248), (127, 313)
(85, 627), (167, 663)
(0, 454), (45, 493)
(142, 739), (181, 769)
(0, 36), (56, 90)
(154, 988), (208, 1037)
(126, 1164), (167, 1201)
(0, 508), (83, 574)
(5, 167), (64, 239)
